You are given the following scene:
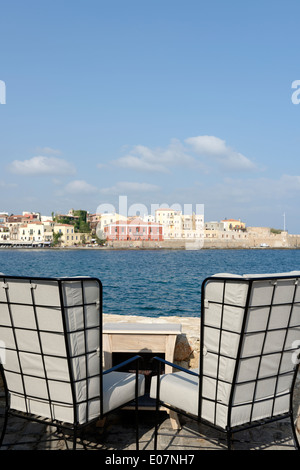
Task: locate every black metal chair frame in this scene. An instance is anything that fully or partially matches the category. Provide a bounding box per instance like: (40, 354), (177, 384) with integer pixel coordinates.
(0, 275), (142, 450)
(153, 274), (300, 450)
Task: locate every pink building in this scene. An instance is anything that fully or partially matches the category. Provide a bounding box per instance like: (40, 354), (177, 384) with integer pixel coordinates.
(104, 217), (163, 241)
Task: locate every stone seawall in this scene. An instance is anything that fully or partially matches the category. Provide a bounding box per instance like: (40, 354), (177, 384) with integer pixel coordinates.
(104, 232), (300, 250)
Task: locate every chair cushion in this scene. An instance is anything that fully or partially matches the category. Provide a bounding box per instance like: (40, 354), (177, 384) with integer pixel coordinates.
(102, 371), (145, 415)
(150, 369), (199, 417)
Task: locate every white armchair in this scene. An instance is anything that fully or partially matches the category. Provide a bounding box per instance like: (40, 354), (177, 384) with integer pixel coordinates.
(0, 275), (145, 449)
(150, 272), (300, 450)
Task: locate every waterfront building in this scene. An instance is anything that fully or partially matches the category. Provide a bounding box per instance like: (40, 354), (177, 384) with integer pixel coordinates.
(220, 218), (246, 231)
(22, 211), (41, 221)
(155, 208), (183, 239)
(95, 213), (128, 239)
(88, 213), (102, 232)
(142, 214), (155, 223)
(0, 224), (9, 242)
(205, 221), (225, 232)
(18, 221), (45, 243)
(104, 217), (163, 242)
(53, 223), (92, 246)
(155, 208), (204, 239)
(0, 213), (8, 224)
(42, 220), (56, 244)
(181, 214), (204, 239)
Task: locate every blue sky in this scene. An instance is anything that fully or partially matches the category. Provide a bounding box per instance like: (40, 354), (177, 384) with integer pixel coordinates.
(1, 0), (300, 232)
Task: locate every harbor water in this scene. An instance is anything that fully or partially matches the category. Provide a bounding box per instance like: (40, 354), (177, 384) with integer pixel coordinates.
(1, 248), (300, 317)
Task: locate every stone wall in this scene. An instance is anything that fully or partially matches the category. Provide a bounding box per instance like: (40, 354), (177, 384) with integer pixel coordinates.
(102, 230), (300, 250)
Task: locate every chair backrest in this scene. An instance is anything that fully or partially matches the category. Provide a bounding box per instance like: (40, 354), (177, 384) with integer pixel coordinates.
(200, 271), (300, 430)
(0, 275), (103, 425)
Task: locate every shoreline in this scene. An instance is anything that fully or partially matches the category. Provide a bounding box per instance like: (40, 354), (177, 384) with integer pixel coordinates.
(1, 245), (300, 251)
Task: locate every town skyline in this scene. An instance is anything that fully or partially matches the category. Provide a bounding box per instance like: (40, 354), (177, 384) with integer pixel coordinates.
(1, 208), (297, 250)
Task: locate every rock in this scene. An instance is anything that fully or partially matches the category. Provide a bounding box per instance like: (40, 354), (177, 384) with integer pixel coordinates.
(174, 336), (193, 361)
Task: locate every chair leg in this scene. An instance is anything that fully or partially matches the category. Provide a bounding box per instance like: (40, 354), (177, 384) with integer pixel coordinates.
(0, 408), (9, 448)
(135, 400), (139, 451)
(226, 430), (233, 450)
(290, 414), (300, 450)
(154, 400), (160, 450)
(154, 421), (158, 450)
(73, 426), (77, 450)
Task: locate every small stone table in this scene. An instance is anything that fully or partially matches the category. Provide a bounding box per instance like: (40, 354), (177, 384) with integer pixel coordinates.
(103, 322), (181, 372)
(103, 322), (182, 429)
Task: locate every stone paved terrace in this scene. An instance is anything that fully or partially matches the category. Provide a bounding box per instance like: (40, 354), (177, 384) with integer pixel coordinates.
(0, 404), (299, 451)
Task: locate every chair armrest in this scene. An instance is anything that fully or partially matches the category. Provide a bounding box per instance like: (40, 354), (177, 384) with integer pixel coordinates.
(103, 355), (141, 375)
(151, 356), (199, 377)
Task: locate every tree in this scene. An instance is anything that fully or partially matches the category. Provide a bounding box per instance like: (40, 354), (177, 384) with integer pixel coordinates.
(73, 210), (91, 233)
(95, 235), (106, 246)
(52, 231), (63, 246)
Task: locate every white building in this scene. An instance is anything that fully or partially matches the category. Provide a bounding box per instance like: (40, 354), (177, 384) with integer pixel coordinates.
(18, 221), (45, 243)
(95, 213), (128, 239)
(155, 209), (204, 239)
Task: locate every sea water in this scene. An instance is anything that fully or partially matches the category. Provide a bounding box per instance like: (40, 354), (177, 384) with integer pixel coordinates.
(0, 248), (300, 317)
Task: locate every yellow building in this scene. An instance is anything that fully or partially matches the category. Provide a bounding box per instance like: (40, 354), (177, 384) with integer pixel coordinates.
(54, 223), (92, 246)
(156, 209), (204, 239)
(155, 208), (182, 239)
(221, 219), (246, 231)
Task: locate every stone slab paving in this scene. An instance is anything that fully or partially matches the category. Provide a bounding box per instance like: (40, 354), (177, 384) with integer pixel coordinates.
(0, 405), (299, 451)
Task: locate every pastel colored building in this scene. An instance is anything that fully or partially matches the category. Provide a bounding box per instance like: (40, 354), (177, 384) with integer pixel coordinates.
(104, 217), (163, 241)
(54, 223), (92, 246)
(18, 221), (45, 243)
(155, 208), (204, 239)
(220, 219), (246, 231)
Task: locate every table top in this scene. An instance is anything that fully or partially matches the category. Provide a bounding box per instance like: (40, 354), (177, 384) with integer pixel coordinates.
(103, 322), (182, 334)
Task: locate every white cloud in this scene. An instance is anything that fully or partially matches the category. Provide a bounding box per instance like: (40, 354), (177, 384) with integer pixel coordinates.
(114, 139), (194, 173)
(8, 156), (76, 176)
(113, 136), (256, 174)
(185, 135), (256, 171)
(101, 181), (160, 194)
(35, 147), (62, 156)
(64, 180), (99, 194)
